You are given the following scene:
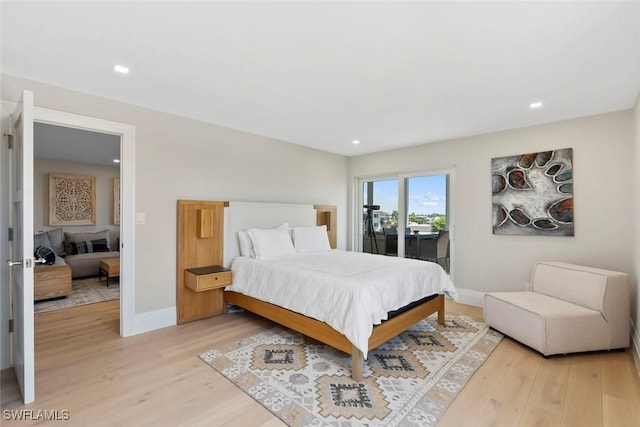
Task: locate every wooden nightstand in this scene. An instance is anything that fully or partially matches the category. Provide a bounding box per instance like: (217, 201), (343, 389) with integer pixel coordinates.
(184, 265), (232, 292)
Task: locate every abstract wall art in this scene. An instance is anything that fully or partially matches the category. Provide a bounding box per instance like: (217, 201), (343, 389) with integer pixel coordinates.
(49, 173), (96, 226)
(492, 148), (573, 236)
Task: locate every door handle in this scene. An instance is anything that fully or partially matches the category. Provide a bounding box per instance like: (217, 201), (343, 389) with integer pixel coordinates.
(7, 259), (23, 267)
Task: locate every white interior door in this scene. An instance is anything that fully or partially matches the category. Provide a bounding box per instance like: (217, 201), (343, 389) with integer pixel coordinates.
(7, 90), (35, 403)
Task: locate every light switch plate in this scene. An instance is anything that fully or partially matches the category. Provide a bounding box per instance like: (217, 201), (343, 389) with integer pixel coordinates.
(136, 212), (146, 225)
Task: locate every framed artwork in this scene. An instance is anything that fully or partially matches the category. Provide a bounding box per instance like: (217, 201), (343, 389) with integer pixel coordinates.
(492, 148), (573, 236)
(49, 173), (96, 226)
(113, 178), (120, 225)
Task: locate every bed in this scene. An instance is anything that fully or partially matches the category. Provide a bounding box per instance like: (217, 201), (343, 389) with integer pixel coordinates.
(222, 202), (457, 380)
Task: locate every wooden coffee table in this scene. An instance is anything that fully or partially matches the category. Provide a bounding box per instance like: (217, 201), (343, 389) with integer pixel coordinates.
(99, 258), (120, 287)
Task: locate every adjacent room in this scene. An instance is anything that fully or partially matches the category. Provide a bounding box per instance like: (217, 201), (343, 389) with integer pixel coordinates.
(1, 2), (639, 426)
(32, 123), (121, 315)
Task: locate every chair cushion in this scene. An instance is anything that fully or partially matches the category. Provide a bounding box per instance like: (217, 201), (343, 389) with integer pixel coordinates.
(531, 262), (606, 314)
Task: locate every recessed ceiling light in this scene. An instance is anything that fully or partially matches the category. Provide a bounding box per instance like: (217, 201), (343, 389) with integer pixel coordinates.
(529, 101), (543, 109)
(352, 140), (361, 145)
(113, 64), (129, 74)
(113, 159), (120, 163)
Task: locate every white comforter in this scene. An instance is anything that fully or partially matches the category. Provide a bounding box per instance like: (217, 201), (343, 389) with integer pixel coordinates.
(227, 250), (458, 356)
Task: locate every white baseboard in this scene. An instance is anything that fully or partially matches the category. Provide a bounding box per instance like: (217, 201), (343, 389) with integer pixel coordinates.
(631, 318), (640, 377)
(455, 287), (485, 308)
(132, 306), (177, 335)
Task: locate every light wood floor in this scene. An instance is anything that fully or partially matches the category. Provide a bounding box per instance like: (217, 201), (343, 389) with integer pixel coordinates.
(1, 299), (639, 426)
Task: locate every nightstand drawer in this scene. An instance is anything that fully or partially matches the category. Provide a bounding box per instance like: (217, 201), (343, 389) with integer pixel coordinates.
(185, 267), (232, 292)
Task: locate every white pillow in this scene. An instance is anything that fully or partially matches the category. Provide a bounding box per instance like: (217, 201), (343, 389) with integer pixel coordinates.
(238, 223), (289, 258)
(293, 225), (331, 253)
(248, 227), (295, 260)
(237, 231), (254, 257)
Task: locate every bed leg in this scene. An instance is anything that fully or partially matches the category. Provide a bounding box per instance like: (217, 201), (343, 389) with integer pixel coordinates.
(351, 346), (364, 382)
(437, 295), (445, 325)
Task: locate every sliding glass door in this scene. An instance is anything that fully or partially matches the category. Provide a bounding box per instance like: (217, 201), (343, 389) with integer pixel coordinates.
(361, 178), (398, 256)
(404, 174), (449, 270)
(358, 170), (453, 272)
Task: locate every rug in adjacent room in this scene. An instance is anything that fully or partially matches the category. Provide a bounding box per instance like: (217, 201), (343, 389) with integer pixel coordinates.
(199, 314), (503, 426)
(34, 277), (120, 314)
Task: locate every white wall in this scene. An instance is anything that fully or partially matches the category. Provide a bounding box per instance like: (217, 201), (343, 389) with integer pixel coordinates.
(349, 110), (635, 304)
(0, 74), (348, 369)
(34, 158), (120, 238)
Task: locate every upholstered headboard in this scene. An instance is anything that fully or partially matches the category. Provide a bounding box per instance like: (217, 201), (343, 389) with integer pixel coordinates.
(223, 202), (317, 267)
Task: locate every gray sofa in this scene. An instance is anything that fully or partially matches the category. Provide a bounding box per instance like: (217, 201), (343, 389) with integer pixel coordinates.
(64, 251), (120, 279)
(34, 228), (120, 279)
(63, 230), (120, 279)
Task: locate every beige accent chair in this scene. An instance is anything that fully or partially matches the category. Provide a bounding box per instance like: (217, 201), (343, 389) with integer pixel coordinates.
(484, 262), (630, 356)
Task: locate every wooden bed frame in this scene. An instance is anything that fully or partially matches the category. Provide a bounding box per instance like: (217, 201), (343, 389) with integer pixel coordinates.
(169, 201), (447, 380)
(224, 290), (445, 381)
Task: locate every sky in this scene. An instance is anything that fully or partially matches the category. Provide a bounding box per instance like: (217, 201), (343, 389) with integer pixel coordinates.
(364, 175), (447, 215)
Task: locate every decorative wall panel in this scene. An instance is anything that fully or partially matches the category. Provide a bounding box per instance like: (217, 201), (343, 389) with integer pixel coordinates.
(49, 174), (96, 226)
(113, 178), (120, 225)
(492, 148), (573, 236)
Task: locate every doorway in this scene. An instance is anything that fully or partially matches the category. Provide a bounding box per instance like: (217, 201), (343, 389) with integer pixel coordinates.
(33, 123), (121, 315)
(33, 107), (135, 337)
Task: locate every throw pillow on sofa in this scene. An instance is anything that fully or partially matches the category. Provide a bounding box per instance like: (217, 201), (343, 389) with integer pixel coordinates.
(34, 228), (67, 257)
(34, 232), (52, 250)
(67, 238), (110, 255)
(64, 230), (111, 254)
(46, 228), (66, 256)
(34, 245), (56, 265)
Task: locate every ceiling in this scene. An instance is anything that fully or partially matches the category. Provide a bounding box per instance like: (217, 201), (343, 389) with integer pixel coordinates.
(2, 2), (639, 157)
(34, 122), (120, 167)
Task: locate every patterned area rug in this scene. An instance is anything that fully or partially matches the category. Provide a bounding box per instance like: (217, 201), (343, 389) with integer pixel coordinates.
(34, 277), (119, 314)
(200, 314), (502, 426)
